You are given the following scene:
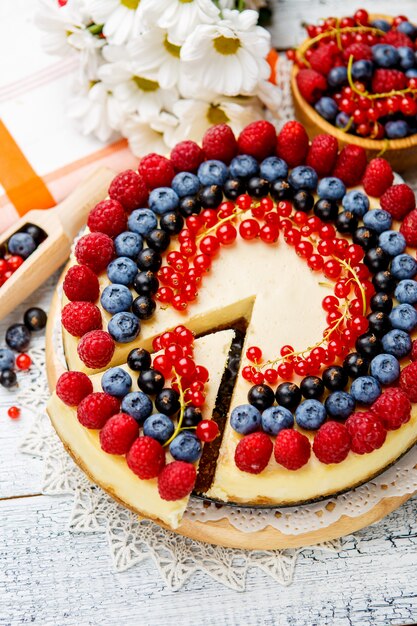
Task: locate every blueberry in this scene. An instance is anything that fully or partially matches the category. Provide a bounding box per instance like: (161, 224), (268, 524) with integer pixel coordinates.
(230, 404), (261, 434)
(171, 171), (200, 197)
(325, 391), (355, 420)
(260, 156), (288, 182)
(101, 367), (132, 397)
(385, 120), (409, 139)
(295, 399), (327, 430)
(406, 68), (417, 78)
(389, 303), (417, 332)
(23, 307), (47, 331)
(229, 155), (259, 179)
(107, 257), (138, 286)
(335, 112), (353, 130)
(397, 21), (417, 39)
(0, 348), (14, 371)
(372, 44), (399, 68)
(121, 391), (153, 423)
(351, 60), (373, 81)
(363, 209), (392, 234)
(8, 232), (36, 259)
(149, 187), (179, 215)
(314, 96), (338, 121)
(108, 312), (140, 343)
(101, 284), (133, 314)
(128, 208), (157, 235)
(114, 231), (143, 258)
(395, 279), (417, 304)
(342, 190), (370, 217)
(5, 324), (31, 352)
(350, 376), (381, 405)
(381, 329), (412, 358)
(288, 166), (318, 191)
(143, 413), (174, 444)
(169, 431), (202, 462)
(378, 230), (406, 256)
(197, 160), (228, 186)
(370, 19), (390, 32)
(317, 177), (346, 201)
(370, 354), (400, 385)
(328, 65), (348, 87)
(261, 406), (294, 435)
(398, 46), (415, 70)
(391, 253), (417, 279)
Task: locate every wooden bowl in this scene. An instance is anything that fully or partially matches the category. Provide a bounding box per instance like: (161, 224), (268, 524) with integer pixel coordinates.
(291, 16), (417, 173)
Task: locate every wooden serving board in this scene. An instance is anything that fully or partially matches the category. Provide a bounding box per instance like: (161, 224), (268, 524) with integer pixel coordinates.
(45, 273), (415, 550)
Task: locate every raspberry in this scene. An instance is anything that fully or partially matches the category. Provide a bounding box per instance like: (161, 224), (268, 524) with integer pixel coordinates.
(56, 371), (93, 406)
(109, 170), (148, 212)
(310, 43), (338, 76)
(138, 153), (175, 189)
(237, 121), (276, 161)
(345, 412), (387, 454)
(126, 436), (166, 479)
(399, 362), (417, 402)
(170, 140), (204, 173)
(234, 432), (273, 474)
(77, 392), (120, 429)
(202, 124), (238, 164)
(371, 388), (411, 430)
(276, 121), (309, 167)
(362, 158), (394, 197)
(87, 199), (127, 239)
(380, 184), (416, 220)
(63, 265), (100, 302)
(332, 144), (367, 186)
(75, 232), (114, 274)
(400, 209), (417, 247)
(372, 69), (407, 94)
(77, 330), (115, 369)
(62, 301), (102, 337)
(158, 461), (197, 501)
(295, 69), (327, 104)
(274, 429), (311, 470)
(342, 43), (372, 62)
(381, 29), (413, 48)
(306, 134), (338, 176)
(313, 421), (351, 464)
(99, 413), (139, 455)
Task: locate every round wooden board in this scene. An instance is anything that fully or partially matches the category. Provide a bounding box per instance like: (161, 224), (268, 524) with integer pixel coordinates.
(45, 272), (415, 550)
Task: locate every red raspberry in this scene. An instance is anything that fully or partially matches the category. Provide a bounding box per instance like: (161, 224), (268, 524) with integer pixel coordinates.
(412, 339), (417, 361)
(87, 199), (127, 238)
(362, 158), (394, 197)
(276, 121), (309, 167)
(77, 392), (120, 429)
(202, 124), (238, 164)
(63, 265), (100, 302)
(158, 461), (197, 501)
(237, 121), (277, 161)
(381, 29), (413, 48)
(75, 232), (114, 274)
(234, 432), (273, 474)
(380, 184), (416, 220)
(274, 429), (311, 470)
(332, 144), (367, 186)
(371, 388), (411, 430)
(295, 69), (327, 104)
(62, 301), (102, 337)
(313, 421), (351, 464)
(372, 69), (407, 94)
(400, 209), (417, 247)
(99, 413), (139, 455)
(310, 43), (339, 76)
(139, 153), (175, 189)
(77, 330), (115, 369)
(109, 170), (148, 212)
(306, 134), (338, 176)
(126, 436), (166, 479)
(170, 140), (204, 173)
(345, 412), (387, 454)
(56, 371), (93, 406)
(342, 43), (372, 62)
(399, 362), (417, 402)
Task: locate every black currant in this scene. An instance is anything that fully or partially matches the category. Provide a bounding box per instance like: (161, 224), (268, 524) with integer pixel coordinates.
(300, 376), (325, 399)
(23, 307), (47, 331)
(248, 384), (275, 410)
(198, 185), (223, 208)
(132, 296), (156, 320)
(355, 332), (382, 358)
(372, 270), (395, 293)
(364, 247), (390, 273)
(224, 178), (246, 200)
(138, 368), (165, 394)
(127, 347), (152, 371)
(160, 211), (184, 234)
(247, 177), (270, 198)
(322, 366), (348, 391)
(137, 248), (162, 272)
(270, 179), (293, 201)
(182, 405), (203, 428)
(293, 190), (315, 213)
(145, 228), (171, 252)
(367, 311), (392, 336)
(343, 352), (369, 379)
(178, 195), (201, 217)
(275, 382), (301, 410)
(335, 210), (358, 234)
(370, 291), (393, 314)
(155, 388), (180, 416)
(0, 369), (17, 388)
(133, 271), (159, 296)
(352, 227), (378, 250)
(5, 324), (31, 352)
(24, 224), (46, 245)
(314, 198), (338, 221)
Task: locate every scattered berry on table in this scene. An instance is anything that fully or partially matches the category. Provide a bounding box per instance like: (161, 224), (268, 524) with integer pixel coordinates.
(7, 406), (20, 419)
(23, 307), (47, 331)
(16, 353), (32, 370)
(0, 348), (14, 371)
(5, 324), (31, 352)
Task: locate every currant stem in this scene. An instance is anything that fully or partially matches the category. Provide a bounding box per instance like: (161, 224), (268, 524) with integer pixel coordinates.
(347, 54), (417, 101)
(196, 207), (246, 240)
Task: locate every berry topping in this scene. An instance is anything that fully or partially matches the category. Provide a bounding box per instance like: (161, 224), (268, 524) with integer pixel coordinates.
(296, 68), (327, 105)
(77, 330), (115, 369)
(342, 43), (372, 61)
(158, 461), (197, 501)
(56, 371), (93, 406)
(310, 42), (338, 75)
(237, 120), (277, 161)
(399, 361), (417, 402)
(313, 421), (351, 464)
(139, 153), (175, 189)
(380, 184), (416, 220)
(276, 121), (309, 167)
(87, 199), (127, 238)
(332, 145), (367, 187)
(306, 134), (338, 177)
(381, 29), (413, 48)
(61, 301), (102, 337)
(362, 158), (394, 197)
(346, 412), (387, 454)
(63, 265), (100, 302)
(371, 68), (407, 93)
(234, 431), (273, 474)
(196, 419), (219, 442)
(75, 232), (114, 274)
(400, 209), (417, 247)
(170, 140), (204, 173)
(126, 436), (166, 479)
(77, 392), (120, 429)
(99, 413), (139, 455)
(202, 124), (238, 164)
(371, 387), (411, 430)
(108, 170), (148, 212)
(274, 429), (311, 470)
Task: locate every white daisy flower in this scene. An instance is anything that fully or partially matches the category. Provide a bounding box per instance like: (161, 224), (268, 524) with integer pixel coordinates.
(67, 28), (106, 80)
(123, 111), (178, 156)
(129, 28), (184, 91)
(256, 80), (282, 115)
(141, 0), (220, 46)
(35, 0), (86, 57)
(89, 0), (144, 45)
(69, 80), (125, 142)
(181, 9), (271, 97)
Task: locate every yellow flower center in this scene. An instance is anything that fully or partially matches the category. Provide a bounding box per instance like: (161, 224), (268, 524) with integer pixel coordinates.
(121, 0), (140, 9)
(213, 36), (240, 55)
(207, 105), (229, 125)
(163, 36), (181, 58)
(178, 0), (194, 3)
(132, 76), (159, 92)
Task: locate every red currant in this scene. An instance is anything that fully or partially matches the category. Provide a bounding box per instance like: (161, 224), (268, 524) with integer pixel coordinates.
(16, 353), (32, 370)
(239, 219), (260, 240)
(246, 346), (262, 363)
(217, 223), (237, 245)
(196, 419), (219, 442)
(7, 406), (20, 419)
(260, 224), (279, 243)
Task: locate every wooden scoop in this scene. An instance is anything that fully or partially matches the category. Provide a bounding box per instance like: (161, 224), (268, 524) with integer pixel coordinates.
(0, 167), (115, 321)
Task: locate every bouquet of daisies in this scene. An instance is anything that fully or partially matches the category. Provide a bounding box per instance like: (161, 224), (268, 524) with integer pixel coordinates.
(36, 0), (280, 155)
